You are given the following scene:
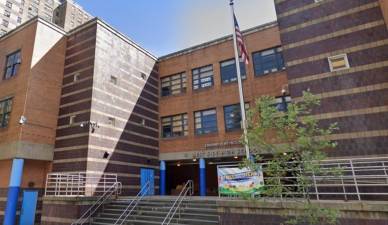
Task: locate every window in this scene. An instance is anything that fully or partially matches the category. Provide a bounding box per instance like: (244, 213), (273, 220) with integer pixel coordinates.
(161, 72), (186, 97)
(2, 19), (9, 27)
(69, 115), (76, 125)
(108, 117), (116, 126)
(195, 109), (217, 135)
(274, 96), (291, 112)
(224, 103), (249, 132)
(0, 29), (7, 36)
(4, 10), (10, 18)
(0, 98), (12, 128)
(110, 75), (117, 85)
(4, 50), (21, 80)
(220, 59), (246, 84)
(5, 1), (12, 8)
(192, 65), (214, 90)
(17, 17), (22, 24)
(328, 54), (350, 72)
(161, 114), (188, 138)
(253, 47), (285, 76)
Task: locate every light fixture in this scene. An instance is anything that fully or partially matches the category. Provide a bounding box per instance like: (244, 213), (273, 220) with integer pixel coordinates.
(19, 116), (27, 125)
(192, 158), (197, 162)
(234, 156), (238, 159)
(177, 163), (181, 167)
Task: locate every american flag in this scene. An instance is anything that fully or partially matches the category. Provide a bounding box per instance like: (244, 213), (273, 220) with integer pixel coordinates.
(234, 13), (249, 64)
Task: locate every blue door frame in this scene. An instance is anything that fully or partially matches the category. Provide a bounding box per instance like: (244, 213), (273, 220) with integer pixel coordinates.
(140, 168), (155, 195)
(19, 190), (38, 225)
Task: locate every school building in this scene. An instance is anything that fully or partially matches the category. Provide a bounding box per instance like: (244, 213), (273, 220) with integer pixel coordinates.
(0, 0), (387, 224)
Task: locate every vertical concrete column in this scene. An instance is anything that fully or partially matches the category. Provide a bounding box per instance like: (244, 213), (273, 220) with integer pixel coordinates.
(3, 158), (24, 225)
(199, 158), (206, 196)
(160, 161), (166, 195)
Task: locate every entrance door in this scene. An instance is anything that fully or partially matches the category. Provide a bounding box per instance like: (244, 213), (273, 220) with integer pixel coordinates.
(19, 190), (38, 225)
(140, 168), (155, 196)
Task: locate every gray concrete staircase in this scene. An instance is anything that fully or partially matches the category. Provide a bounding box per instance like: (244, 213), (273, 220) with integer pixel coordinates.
(91, 196), (220, 225)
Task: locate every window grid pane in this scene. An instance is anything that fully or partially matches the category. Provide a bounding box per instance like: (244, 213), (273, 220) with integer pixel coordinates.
(253, 47), (285, 76)
(161, 113), (188, 138)
(0, 98), (12, 128)
(160, 72), (186, 97)
(4, 50), (21, 80)
(220, 59), (247, 84)
(195, 108), (217, 135)
(192, 65), (214, 90)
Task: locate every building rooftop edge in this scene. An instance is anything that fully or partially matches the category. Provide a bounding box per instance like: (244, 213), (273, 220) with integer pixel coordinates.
(158, 21), (278, 61)
(67, 17), (158, 60)
(0, 17), (66, 42)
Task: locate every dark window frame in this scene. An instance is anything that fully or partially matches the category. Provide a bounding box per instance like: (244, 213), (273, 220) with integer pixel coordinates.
(161, 113), (188, 138)
(194, 108), (218, 135)
(192, 65), (214, 90)
(224, 103), (249, 132)
(0, 97), (13, 128)
(252, 46), (285, 77)
(220, 58), (247, 84)
(160, 72), (187, 97)
(3, 50), (21, 80)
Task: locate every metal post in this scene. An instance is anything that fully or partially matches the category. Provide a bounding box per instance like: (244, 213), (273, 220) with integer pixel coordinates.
(383, 162), (388, 184)
(312, 171), (319, 200)
(3, 159), (24, 225)
(350, 160), (361, 200)
(199, 159), (206, 196)
(160, 161), (167, 195)
(229, 0), (250, 159)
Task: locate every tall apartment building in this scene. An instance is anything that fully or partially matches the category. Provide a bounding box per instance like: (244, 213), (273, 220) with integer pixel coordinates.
(0, 0), (61, 36)
(53, 0), (92, 31)
(0, 0), (92, 37)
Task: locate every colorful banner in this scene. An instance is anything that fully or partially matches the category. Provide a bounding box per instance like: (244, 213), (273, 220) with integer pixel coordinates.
(217, 165), (264, 196)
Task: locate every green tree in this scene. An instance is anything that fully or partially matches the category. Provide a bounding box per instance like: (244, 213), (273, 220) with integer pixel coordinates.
(243, 91), (340, 225)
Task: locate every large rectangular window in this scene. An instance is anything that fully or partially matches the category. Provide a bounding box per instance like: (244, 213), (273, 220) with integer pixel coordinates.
(161, 114), (188, 138)
(4, 50), (21, 80)
(192, 65), (214, 90)
(161, 72), (187, 97)
(0, 98), (12, 128)
(220, 59), (246, 84)
(224, 103), (249, 132)
(194, 108), (217, 135)
(253, 47), (285, 76)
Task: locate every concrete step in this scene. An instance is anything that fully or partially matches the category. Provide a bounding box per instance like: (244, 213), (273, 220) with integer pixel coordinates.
(112, 199), (217, 207)
(94, 214), (219, 225)
(104, 205), (218, 215)
(99, 210), (219, 221)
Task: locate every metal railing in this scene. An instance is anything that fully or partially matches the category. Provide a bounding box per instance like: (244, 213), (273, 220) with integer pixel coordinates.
(260, 157), (388, 201)
(71, 182), (122, 225)
(45, 172), (119, 196)
(113, 181), (151, 225)
(162, 180), (194, 225)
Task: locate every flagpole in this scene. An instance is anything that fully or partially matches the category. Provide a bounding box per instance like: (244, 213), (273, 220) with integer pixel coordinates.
(229, 0), (250, 160)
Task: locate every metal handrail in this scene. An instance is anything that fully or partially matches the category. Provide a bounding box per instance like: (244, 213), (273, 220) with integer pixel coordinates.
(71, 181), (122, 225)
(162, 180), (194, 225)
(113, 181), (151, 225)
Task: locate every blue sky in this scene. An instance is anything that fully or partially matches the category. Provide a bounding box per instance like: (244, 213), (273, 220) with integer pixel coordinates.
(76, 0), (277, 57)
